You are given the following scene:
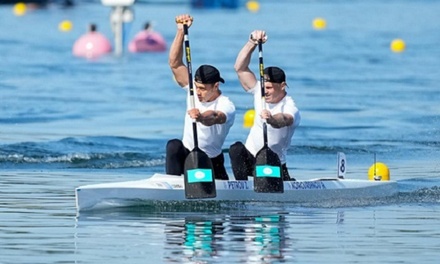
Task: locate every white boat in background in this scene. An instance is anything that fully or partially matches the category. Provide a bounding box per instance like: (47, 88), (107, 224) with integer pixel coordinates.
(75, 153), (398, 211)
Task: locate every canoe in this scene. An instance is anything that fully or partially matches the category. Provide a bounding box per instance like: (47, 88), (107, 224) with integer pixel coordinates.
(75, 173), (398, 211)
(75, 152), (398, 211)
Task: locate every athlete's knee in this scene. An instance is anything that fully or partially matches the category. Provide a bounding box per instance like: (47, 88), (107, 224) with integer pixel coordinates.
(229, 141), (245, 157)
(166, 139), (183, 153)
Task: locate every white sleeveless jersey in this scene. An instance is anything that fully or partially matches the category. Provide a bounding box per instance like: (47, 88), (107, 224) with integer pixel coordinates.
(245, 82), (300, 163)
(182, 86), (235, 158)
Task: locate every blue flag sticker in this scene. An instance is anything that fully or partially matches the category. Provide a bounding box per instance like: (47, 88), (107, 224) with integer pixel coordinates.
(187, 169), (213, 183)
(256, 165), (281, 178)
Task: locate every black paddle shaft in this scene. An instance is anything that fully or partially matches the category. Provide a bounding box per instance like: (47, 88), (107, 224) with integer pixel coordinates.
(258, 41), (269, 148)
(183, 24), (198, 149)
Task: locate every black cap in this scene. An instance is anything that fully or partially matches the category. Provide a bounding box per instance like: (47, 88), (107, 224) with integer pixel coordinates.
(195, 65), (225, 84)
(263, 66), (286, 83)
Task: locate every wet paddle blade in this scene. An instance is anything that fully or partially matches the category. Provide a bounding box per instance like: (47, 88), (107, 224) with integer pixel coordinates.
(254, 146), (284, 193)
(184, 148), (216, 199)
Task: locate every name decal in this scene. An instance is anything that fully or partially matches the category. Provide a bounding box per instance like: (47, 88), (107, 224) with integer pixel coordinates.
(224, 181), (251, 190)
(285, 181), (326, 190)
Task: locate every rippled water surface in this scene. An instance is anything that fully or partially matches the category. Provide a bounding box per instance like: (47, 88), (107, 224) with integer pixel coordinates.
(1, 0), (440, 263)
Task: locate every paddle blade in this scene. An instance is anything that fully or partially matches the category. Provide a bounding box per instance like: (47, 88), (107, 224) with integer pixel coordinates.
(184, 148), (217, 199)
(254, 146), (284, 193)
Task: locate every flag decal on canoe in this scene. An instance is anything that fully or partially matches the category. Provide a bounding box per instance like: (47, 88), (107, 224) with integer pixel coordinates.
(187, 169), (213, 183)
(256, 165), (281, 178)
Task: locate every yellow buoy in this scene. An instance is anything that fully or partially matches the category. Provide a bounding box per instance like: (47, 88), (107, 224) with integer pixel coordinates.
(246, 1), (260, 13)
(59, 20), (73, 32)
(368, 162), (390, 181)
(13, 2), (27, 16)
(312, 17), (327, 30)
(390, 39), (406, 53)
(243, 109), (255, 128)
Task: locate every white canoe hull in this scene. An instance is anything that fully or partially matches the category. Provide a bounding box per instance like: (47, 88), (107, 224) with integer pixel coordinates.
(75, 173), (398, 211)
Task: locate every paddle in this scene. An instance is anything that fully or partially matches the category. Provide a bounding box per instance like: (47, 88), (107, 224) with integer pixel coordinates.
(253, 40), (284, 193)
(182, 23), (216, 199)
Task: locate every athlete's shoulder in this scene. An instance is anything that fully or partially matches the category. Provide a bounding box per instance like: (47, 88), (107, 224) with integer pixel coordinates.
(218, 94), (235, 106)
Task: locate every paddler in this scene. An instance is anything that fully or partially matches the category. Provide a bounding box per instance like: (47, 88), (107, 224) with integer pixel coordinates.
(229, 30), (301, 181)
(166, 14), (236, 180)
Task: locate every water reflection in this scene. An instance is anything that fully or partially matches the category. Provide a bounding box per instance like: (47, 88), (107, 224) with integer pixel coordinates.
(163, 213), (290, 263)
(248, 215), (287, 262)
(164, 217), (221, 262)
(74, 205), (440, 264)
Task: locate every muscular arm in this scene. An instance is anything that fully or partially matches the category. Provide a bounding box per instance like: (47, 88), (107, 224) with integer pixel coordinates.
(168, 15), (193, 87)
(188, 109), (227, 126)
(234, 41), (258, 91)
(265, 112), (294, 129)
(234, 30), (267, 91)
(197, 110), (227, 126)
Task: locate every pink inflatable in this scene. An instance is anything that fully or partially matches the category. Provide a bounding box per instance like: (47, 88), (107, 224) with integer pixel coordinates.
(128, 23), (167, 53)
(73, 24), (112, 59)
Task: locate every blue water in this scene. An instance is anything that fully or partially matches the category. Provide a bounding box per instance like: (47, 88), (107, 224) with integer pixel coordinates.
(1, 0), (440, 263)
